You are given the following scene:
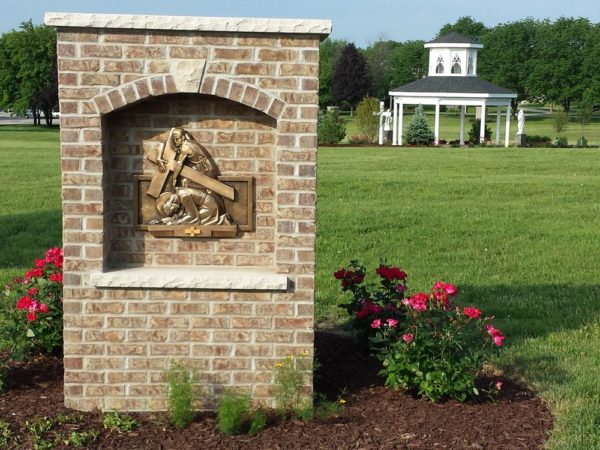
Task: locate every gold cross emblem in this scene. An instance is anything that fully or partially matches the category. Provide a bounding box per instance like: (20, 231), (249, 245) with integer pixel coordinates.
(185, 226), (202, 237)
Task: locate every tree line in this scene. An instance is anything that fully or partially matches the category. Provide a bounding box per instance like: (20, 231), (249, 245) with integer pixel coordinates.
(1, 16), (599, 127)
(322, 16), (600, 114)
(0, 21), (57, 125)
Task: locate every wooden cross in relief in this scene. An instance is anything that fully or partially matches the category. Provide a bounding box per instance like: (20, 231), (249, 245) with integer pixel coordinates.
(146, 128), (234, 201)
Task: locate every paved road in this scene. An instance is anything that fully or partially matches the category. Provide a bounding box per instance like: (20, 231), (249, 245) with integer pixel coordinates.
(0, 111), (60, 125)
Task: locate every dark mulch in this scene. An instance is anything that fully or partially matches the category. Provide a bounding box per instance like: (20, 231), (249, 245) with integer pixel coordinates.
(0, 331), (553, 449)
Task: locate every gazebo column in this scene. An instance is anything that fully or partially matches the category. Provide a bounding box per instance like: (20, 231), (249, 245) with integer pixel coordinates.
(398, 102), (404, 145)
(495, 106), (501, 145)
(434, 101), (440, 145)
(504, 102), (511, 147)
(460, 105), (466, 145)
(479, 101), (487, 144)
(392, 99), (397, 145)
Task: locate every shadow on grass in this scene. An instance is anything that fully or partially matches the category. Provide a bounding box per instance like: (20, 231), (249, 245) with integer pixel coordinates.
(0, 210), (62, 269)
(459, 283), (600, 343)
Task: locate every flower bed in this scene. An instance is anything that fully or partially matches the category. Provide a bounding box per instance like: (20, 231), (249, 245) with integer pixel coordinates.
(336, 261), (504, 401)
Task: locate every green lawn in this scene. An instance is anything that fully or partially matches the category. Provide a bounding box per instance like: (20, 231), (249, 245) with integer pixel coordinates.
(342, 108), (600, 145)
(0, 125), (62, 285)
(317, 146), (600, 449)
(2, 126), (600, 448)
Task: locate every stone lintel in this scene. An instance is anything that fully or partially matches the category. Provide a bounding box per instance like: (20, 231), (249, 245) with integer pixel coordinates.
(91, 267), (289, 291)
(45, 12), (332, 37)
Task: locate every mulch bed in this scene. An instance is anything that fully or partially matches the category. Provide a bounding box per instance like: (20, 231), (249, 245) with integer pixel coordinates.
(0, 331), (553, 449)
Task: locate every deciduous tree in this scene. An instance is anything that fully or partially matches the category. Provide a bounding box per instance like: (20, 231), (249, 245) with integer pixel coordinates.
(478, 19), (538, 116)
(437, 16), (487, 40)
(319, 38), (347, 107)
(527, 18), (592, 112)
(0, 21), (57, 126)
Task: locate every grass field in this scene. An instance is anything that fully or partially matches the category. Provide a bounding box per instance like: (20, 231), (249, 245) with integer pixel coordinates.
(0, 125), (61, 285)
(1, 126), (600, 448)
(342, 107), (600, 146)
(316, 146), (600, 449)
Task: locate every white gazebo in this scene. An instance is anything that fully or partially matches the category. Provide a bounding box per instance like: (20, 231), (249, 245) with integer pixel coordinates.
(389, 32), (517, 146)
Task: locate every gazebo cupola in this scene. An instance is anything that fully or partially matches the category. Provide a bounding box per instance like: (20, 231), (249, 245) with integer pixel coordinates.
(425, 32), (483, 77)
(388, 32), (517, 146)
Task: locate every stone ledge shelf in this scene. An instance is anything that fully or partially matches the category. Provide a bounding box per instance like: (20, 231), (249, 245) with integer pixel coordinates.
(44, 12), (332, 36)
(91, 267), (289, 291)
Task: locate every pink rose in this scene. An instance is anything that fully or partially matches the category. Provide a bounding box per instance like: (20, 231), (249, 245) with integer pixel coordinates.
(39, 303), (49, 313)
(402, 333), (414, 343)
(463, 307), (482, 319)
(433, 281), (458, 297)
(406, 293), (429, 311)
(370, 318), (382, 329)
(486, 324), (505, 347)
(386, 318), (398, 328)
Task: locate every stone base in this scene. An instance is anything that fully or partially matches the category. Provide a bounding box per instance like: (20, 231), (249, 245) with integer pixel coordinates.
(515, 133), (527, 147)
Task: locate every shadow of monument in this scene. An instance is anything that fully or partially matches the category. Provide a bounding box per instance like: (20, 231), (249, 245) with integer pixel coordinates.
(0, 210), (62, 268)
(458, 283), (600, 343)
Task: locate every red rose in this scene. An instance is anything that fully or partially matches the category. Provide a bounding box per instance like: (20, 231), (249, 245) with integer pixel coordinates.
(49, 273), (63, 284)
(376, 265), (407, 281)
(16, 296), (32, 310)
(333, 268), (346, 280)
(463, 307), (482, 319)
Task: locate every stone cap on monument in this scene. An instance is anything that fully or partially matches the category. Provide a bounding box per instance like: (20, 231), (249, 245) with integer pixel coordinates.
(44, 12), (332, 38)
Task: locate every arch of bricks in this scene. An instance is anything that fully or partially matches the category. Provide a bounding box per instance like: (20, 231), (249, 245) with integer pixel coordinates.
(92, 74), (287, 120)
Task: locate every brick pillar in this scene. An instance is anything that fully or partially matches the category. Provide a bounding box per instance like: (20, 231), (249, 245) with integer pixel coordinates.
(47, 12), (330, 411)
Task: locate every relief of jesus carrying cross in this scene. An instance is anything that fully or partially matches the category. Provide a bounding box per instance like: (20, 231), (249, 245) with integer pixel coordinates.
(138, 127), (252, 238)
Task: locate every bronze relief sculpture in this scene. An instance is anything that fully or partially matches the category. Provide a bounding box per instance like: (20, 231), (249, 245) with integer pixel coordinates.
(135, 127), (253, 238)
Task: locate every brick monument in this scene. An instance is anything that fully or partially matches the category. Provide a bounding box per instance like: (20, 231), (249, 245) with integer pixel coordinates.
(45, 12), (331, 411)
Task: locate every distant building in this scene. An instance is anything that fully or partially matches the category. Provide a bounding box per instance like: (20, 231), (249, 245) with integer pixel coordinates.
(389, 32), (517, 146)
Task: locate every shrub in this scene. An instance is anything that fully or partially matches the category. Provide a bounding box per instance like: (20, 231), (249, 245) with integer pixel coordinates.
(405, 105), (434, 145)
(576, 136), (588, 148)
(102, 411), (140, 434)
(526, 135), (552, 147)
(248, 407), (268, 436)
(0, 248), (64, 390)
(348, 134), (370, 144)
(554, 136), (569, 148)
(274, 352), (312, 414)
(467, 119), (492, 144)
(335, 262), (505, 402)
(355, 96), (380, 143)
(317, 110), (346, 144)
(217, 393), (251, 435)
(165, 363), (197, 429)
(552, 110), (569, 138)
(335, 261), (407, 342)
(217, 393), (268, 436)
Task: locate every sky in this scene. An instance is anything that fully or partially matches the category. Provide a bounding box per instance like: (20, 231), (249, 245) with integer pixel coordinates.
(2, 0), (600, 46)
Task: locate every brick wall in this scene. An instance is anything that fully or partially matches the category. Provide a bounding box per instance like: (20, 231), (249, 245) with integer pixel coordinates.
(52, 19), (324, 411)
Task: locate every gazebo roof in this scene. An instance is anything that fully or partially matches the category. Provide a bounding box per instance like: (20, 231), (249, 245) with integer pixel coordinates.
(426, 32), (481, 45)
(390, 76), (516, 96)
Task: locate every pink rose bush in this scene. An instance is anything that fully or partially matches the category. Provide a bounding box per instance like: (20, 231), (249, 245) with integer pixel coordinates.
(1, 248), (64, 364)
(335, 261), (505, 402)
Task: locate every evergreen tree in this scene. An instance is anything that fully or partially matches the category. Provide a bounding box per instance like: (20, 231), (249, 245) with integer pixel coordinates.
(332, 43), (372, 111)
(405, 105), (434, 145)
